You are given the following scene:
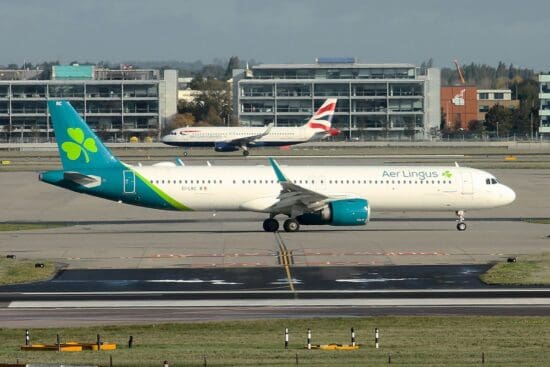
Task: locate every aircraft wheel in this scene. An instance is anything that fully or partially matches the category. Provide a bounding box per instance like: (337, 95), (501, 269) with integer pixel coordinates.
(456, 222), (467, 231)
(243, 150), (250, 157)
(263, 218), (279, 232)
(283, 219), (300, 232)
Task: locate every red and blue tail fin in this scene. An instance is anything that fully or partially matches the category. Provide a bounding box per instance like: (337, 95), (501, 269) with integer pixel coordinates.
(304, 98), (339, 136)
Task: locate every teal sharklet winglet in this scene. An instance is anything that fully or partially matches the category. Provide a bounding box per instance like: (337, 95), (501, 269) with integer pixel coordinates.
(268, 158), (287, 182)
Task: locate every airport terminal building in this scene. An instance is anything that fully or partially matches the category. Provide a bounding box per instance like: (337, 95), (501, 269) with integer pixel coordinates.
(0, 65), (178, 142)
(539, 74), (550, 137)
(232, 58), (441, 140)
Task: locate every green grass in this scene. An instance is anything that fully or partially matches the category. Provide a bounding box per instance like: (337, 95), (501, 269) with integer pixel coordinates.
(0, 222), (67, 232)
(0, 317), (549, 366)
(480, 253), (550, 285)
(0, 258), (57, 286)
(522, 218), (550, 224)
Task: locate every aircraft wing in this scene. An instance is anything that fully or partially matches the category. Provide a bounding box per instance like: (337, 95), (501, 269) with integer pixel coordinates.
(267, 158), (352, 215)
(219, 123), (273, 147)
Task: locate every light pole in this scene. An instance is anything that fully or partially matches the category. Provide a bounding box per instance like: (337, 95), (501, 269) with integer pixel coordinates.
(459, 127), (465, 141)
(496, 121), (500, 139)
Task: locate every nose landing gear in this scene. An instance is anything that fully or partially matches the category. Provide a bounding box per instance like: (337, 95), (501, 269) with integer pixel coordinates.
(456, 210), (467, 231)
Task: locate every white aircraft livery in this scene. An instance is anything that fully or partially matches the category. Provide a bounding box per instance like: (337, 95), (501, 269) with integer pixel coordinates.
(161, 99), (340, 156)
(40, 101), (516, 232)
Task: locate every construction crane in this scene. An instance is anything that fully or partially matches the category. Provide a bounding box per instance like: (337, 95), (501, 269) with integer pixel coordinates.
(453, 59), (466, 85)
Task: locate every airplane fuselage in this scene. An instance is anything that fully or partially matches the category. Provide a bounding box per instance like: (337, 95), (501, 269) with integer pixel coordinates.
(43, 165), (515, 214)
(162, 126), (325, 147)
(41, 100), (516, 232)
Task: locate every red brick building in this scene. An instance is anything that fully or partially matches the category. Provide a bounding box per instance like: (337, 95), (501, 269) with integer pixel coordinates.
(440, 86), (478, 130)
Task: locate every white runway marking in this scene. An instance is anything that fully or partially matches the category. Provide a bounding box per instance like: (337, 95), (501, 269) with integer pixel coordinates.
(8, 298), (550, 308)
(336, 278), (419, 283)
(146, 279), (243, 285)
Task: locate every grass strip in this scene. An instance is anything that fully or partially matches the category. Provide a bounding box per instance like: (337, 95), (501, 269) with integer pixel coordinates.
(0, 258), (57, 286)
(522, 218), (550, 224)
(0, 317), (549, 366)
(0, 223), (67, 232)
(480, 253), (550, 285)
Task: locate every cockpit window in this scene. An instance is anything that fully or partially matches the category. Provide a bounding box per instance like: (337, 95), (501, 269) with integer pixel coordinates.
(486, 178), (499, 185)
(491, 178), (498, 184)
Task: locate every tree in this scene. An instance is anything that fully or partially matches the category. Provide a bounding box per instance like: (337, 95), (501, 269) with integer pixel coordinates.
(200, 64), (225, 79)
(170, 113), (196, 129)
(205, 106), (223, 125)
(225, 56), (241, 79)
(440, 107), (448, 131)
(467, 120), (484, 138)
(496, 61), (507, 78)
(510, 107), (530, 136)
(441, 62), (535, 88)
(485, 105), (513, 137)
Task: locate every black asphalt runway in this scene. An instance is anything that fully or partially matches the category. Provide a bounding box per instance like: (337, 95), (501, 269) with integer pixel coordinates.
(2, 265), (549, 327)
(0, 265), (495, 294)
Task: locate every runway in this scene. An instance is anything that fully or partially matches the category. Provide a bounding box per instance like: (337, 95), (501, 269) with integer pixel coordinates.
(2, 162), (550, 270)
(0, 264), (495, 293)
(2, 305), (550, 328)
(1, 158), (549, 325)
(1, 266), (549, 326)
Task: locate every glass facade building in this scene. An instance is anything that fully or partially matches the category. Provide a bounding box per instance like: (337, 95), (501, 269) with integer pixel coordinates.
(0, 67), (178, 142)
(539, 74), (550, 136)
(232, 60), (440, 139)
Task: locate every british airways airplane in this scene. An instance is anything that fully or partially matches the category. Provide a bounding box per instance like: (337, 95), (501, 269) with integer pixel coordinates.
(161, 99), (340, 156)
(40, 101), (516, 232)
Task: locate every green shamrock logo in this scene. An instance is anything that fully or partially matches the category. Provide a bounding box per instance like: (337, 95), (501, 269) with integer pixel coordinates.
(442, 170), (452, 179)
(61, 128), (97, 163)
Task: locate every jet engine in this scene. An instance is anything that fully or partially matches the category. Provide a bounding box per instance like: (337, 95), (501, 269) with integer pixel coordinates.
(214, 142), (239, 152)
(296, 198), (369, 226)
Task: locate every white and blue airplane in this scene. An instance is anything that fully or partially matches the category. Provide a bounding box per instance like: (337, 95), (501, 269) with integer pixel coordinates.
(40, 101), (516, 232)
(161, 99), (340, 156)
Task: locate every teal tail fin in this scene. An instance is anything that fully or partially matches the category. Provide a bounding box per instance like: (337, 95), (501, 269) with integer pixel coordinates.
(48, 100), (119, 170)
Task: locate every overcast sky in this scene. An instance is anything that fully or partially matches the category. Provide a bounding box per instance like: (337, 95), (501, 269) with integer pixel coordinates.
(1, 0), (549, 70)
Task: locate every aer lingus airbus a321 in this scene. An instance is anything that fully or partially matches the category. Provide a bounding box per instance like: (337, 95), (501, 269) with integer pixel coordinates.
(40, 101), (516, 232)
(161, 98), (340, 156)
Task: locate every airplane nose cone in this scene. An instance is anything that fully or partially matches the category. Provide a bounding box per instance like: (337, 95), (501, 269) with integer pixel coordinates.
(501, 186), (516, 205)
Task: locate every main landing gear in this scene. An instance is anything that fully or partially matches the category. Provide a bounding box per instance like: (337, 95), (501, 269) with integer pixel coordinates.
(262, 218), (300, 232)
(283, 218), (300, 232)
(456, 210), (467, 231)
(241, 146), (250, 157)
(263, 218), (279, 232)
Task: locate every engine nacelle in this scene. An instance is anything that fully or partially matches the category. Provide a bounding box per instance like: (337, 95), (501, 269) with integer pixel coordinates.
(214, 142), (239, 152)
(297, 198), (369, 226)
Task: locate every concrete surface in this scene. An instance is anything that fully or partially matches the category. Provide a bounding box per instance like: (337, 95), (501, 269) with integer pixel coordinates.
(0, 157), (548, 269)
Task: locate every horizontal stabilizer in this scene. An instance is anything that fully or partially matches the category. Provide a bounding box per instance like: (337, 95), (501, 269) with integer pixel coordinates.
(63, 172), (101, 188)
